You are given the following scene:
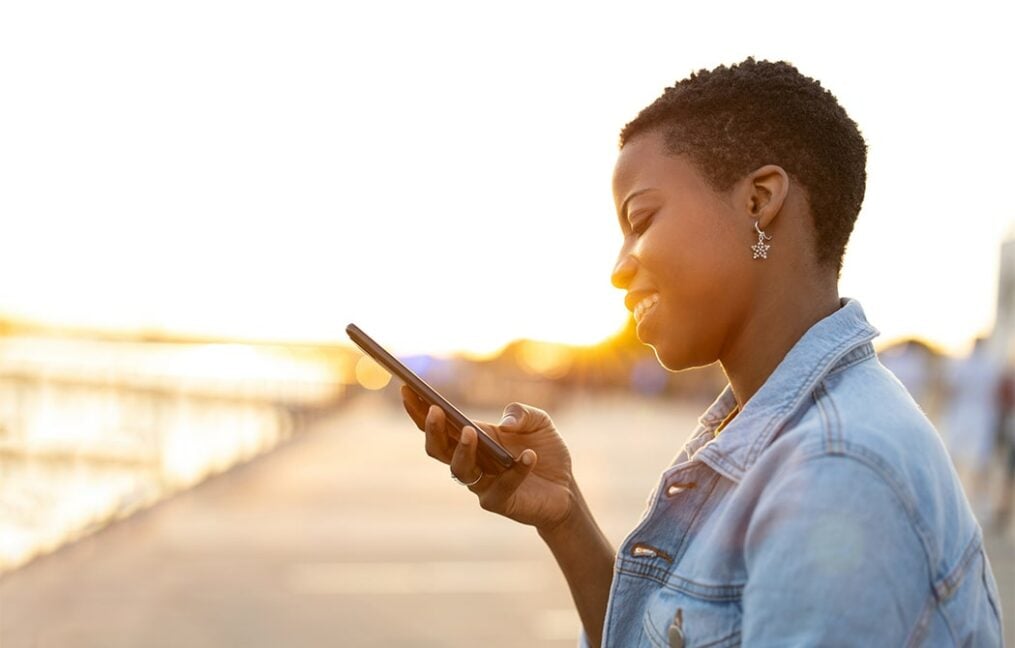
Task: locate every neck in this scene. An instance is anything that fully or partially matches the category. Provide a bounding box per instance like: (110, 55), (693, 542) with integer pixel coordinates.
(720, 281), (841, 411)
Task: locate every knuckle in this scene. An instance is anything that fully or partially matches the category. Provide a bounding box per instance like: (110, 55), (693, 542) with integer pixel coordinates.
(528, 405), (549, 420)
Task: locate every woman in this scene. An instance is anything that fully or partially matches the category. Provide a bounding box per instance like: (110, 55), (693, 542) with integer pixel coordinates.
(401, 59), (1003, 646)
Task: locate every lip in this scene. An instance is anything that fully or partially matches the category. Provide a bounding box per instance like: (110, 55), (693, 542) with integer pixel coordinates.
(634, 295), (660, 329)
(625, 289), (658, 313)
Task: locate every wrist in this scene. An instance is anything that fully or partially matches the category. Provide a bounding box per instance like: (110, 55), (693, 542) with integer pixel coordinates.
(537, 479), (589, 541)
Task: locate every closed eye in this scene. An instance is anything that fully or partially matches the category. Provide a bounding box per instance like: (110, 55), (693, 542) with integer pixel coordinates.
(630, 212), (654, 235)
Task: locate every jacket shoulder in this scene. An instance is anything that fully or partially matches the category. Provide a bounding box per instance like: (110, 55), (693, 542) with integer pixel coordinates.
(774, 356), (980, 578)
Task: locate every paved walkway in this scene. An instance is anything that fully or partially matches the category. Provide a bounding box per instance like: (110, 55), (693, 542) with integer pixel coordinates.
(1, 391), (1012, 646)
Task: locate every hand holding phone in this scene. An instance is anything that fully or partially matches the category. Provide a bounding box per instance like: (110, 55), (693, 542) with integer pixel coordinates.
(345, 323), (516, 474)
(347, 323), (578, 530)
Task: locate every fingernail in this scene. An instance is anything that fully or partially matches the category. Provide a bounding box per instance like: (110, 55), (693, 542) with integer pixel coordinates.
(461, 427), (472, 445)
(500, 415), (516, 427)
(521, 451), (534, 466)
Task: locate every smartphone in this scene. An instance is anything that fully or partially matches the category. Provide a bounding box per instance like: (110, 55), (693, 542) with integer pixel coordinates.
(345, 323), (516, 475)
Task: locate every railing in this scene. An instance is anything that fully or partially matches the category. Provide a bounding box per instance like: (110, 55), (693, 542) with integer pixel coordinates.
(0, 337), (350, 573)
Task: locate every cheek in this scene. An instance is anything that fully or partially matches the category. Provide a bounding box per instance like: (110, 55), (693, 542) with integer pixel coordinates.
(644, 223), (747, 366)
(647, 233), (730, 302)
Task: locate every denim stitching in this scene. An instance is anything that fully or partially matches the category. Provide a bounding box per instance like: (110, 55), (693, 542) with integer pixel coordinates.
(657, 575), (745, 601)
(699, 388), (738, 427)
(819, 382), (845, 454)
(903, 593), (937, 648)
(826, 343), (875, 376)
(814, 385), (836, 454)
(743, 327), (876, 471)
(796, 442), (940, 581)
(816, 380), (947, 573)
(641, 607), (668, 648)
(699, 630), (742, 648)
(851, 444), (936, 567)
(600, 568), (631, 645)
(617, 562), (674, 586)
(697, 453), (743, 484)
(619, 465), (693, 572)
(936, 596), (961, 645)
(760, 446), (947, 645)
(934, 532), (982, 602)
(981, 548), (1003, 630)
(669, 472), (721, 566)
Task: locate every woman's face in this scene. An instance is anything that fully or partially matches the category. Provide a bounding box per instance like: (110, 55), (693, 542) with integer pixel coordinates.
(611, 131), (758, 371)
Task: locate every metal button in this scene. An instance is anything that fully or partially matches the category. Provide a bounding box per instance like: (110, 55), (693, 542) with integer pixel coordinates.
(630, 542), (673, 563)
(666, 481), (696, 497)
(667, 608), (684, 648)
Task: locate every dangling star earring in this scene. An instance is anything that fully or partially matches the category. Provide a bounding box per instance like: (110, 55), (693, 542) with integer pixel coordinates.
(751, 221), (772, 259)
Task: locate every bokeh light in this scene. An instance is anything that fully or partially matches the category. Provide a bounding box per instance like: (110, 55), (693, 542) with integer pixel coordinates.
(355, 355), (391, 391)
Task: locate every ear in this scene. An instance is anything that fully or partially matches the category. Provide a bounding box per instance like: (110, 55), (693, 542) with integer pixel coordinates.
(743, 164), (789, 230)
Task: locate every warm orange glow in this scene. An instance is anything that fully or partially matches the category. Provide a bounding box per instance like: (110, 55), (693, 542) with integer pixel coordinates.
(516, 341), (573, 380)
(355, 356), (391, 390)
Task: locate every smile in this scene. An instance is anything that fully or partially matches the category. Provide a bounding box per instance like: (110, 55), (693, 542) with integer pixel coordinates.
(633, 294), (659, 324)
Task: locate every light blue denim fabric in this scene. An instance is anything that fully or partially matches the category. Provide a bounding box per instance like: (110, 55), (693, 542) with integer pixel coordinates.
(582, 299), (1003, 647)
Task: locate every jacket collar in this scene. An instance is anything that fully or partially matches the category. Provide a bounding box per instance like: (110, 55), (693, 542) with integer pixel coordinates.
(685, 298), (879, 483)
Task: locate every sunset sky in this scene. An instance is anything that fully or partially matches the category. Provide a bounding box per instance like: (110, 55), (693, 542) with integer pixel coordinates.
(1, 1), (1012, 357)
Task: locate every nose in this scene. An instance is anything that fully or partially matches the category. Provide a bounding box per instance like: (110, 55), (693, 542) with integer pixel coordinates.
(611, 251), (637, 290)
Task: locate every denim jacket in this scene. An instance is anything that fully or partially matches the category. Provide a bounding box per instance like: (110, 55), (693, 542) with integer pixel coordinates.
(587, 299), (1004, 647)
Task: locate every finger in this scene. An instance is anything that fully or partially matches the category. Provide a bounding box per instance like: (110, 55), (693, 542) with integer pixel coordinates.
(401, 385), (427, 431)
(424, 404), (455, 462)
(450, 426), (482, 486)
(497, 402), (551, 434)
(478, 449), (537, 512)
(471, 420), (505, 447)
(403, 384), (430, 411)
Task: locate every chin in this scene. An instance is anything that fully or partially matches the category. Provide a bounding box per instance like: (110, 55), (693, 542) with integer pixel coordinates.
(651, 341), (715, 373)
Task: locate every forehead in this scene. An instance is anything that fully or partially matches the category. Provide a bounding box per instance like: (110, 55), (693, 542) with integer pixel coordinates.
(612, 131), (704, 202)
(612, 132), (666, 195)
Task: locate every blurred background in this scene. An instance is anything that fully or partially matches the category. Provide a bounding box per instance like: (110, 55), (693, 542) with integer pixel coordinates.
(1, 0), (1013, 646)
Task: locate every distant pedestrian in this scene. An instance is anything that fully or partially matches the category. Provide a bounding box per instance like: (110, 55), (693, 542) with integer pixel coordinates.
(943, 337), (1003, 519)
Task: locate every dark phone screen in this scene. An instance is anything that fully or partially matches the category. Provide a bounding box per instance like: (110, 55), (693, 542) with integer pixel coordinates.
(345, 323), (516, 474)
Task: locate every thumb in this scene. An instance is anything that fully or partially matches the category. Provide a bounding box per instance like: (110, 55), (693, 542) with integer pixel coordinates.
(498, 402), (549, 431)
(498, 403), (523, 428)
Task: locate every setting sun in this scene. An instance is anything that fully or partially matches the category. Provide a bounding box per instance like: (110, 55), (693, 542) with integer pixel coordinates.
(0, 1), (1011, 358)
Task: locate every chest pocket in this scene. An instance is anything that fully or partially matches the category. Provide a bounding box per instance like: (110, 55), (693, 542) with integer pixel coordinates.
(641, 577), (743, 648)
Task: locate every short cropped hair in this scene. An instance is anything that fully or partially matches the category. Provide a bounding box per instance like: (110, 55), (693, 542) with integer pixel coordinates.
(620, 58), (867, 273)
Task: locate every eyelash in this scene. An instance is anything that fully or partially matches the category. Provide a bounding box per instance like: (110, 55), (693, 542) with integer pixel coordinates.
(630, 213), (654, 235)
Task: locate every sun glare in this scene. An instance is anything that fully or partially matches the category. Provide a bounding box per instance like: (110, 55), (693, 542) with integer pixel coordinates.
(0, 2), (1011, 357)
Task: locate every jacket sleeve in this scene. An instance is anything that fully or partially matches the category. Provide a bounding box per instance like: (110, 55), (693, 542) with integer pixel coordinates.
(741, 453), (931, 646)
